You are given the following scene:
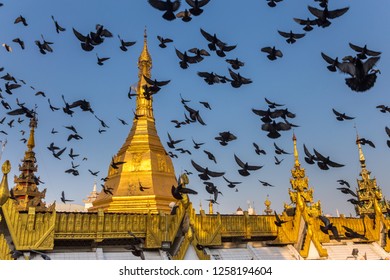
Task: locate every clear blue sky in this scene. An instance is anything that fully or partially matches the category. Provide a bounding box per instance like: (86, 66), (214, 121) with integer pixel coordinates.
(1, 0), (389, 216)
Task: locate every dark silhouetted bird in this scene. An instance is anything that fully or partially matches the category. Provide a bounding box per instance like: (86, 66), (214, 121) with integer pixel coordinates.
(199, 101), (211, 110)
(226, 58), (244, 70)
(12, 38), (25, 49)
(274, 156), (284, 165)
(261, 121), (292, 139)
(176, 9), (192, 22)
(61, 191), (74, 203)
(53, 147), (66, 160)
(188, 47), (210, 62)
(96, 53), (110, 66)
(274, 142), (291, 155)
(171, 183), (197, 200)
(102, 185), (113, 195)
(349, 43), (381, 60)
(259, 180), (275, 187)
(14, 15), (28, 26)
(337, 56), (380, 92)
(167, 132), (184, 148)
(186, 0), (210, 16)
(278, 30), (305, 44)
(35, 35), (54, 54)
(337, 179), (351, 189)
(303, 144), (317, 164)
(308, 5), (349, 28)
(228, 68), (252, 88)
(342, 225), (367, 240)
(314, 149), (344, 170)
(197, 71), (223, 85)
(266, 0), (282, 8)
(376, 105), (390, 113)
(332, 108), (354, 121)
(68, 148), (79, 160)
(192, 138), (204, 149)
(88, 169), (99, 176)
(293, 17), (317, 31)
(184, 104), (206, 125)
(261, 46), (283, 61)
(175, 48), (198, 69)
(337, 187), (358, 198)
(319, 215), (339, 239)
(110, 157), (126, 169)
(356, 137), (375, 148)
(386, 126), (390, 148)
(2, 43), (12, 52)
(321, 52), (340, 72)
(274, 211), (287, 227)
(223, 176), (241, 188)
(148, 0), (181, 21)
(157, 36), (173, 48)
(118, 35), (136, 52)
(253, 142), (266, 155)
(215, 131), (237, 146)
(191, 160), (225, 180)
(51, 15), (66, 33)
(204, 150), (217, 163)
(234, 154), (262, 176)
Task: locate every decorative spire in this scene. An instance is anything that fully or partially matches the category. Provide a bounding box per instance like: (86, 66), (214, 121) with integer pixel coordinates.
(12, 117), (47, 211)
(293, 133), (300, 168)
(27, 117), (37, 152)
(136, 27), (154, 119)
(90, 31), (178, 214)
(356, 132), (366, 170)
(0, 160), (11, 206)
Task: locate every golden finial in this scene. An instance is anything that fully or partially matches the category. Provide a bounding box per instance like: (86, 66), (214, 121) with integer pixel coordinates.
(138, 27), (152, 65)
(27, 117), (37, 151)
(354, 124), (366, 168)
(209, 200), (213, 214)
(293, 132), (300, 168)
(264, 194), (273, 215)
(0, 160), (11, 206)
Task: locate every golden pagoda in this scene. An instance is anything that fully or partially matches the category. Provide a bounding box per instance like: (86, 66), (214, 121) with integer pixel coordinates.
(90, 30), (177, 214)
(11, 117), (47, 212)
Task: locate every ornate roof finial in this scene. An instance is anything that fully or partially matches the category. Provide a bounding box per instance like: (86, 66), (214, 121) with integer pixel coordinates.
(27, 117), (37, 152)
(293, 132), (300, 168)
(209, 200), (213, 214)
(354, 124), (366, 170)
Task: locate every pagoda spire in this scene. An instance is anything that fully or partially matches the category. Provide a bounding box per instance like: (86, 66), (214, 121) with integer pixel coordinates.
(292, 132), (300, 168)
(12, 117), (47, 212)
(90, 31), (177, 214)
(135, 27), (154, 119)
(356, 131), (367, 172)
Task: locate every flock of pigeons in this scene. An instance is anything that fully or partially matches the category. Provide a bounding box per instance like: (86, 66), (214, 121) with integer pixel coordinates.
(0, 1), (388, 217)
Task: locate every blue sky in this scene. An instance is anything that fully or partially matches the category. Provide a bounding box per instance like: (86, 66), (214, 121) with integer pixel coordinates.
(0, 0), (389, 216)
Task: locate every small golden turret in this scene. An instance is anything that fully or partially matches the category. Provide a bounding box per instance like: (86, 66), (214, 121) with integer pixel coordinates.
(12, 117), (47, 212)
(209, 200), (213, 215)
(354, 131), (387, 217)
(264, 195), (272, 215)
